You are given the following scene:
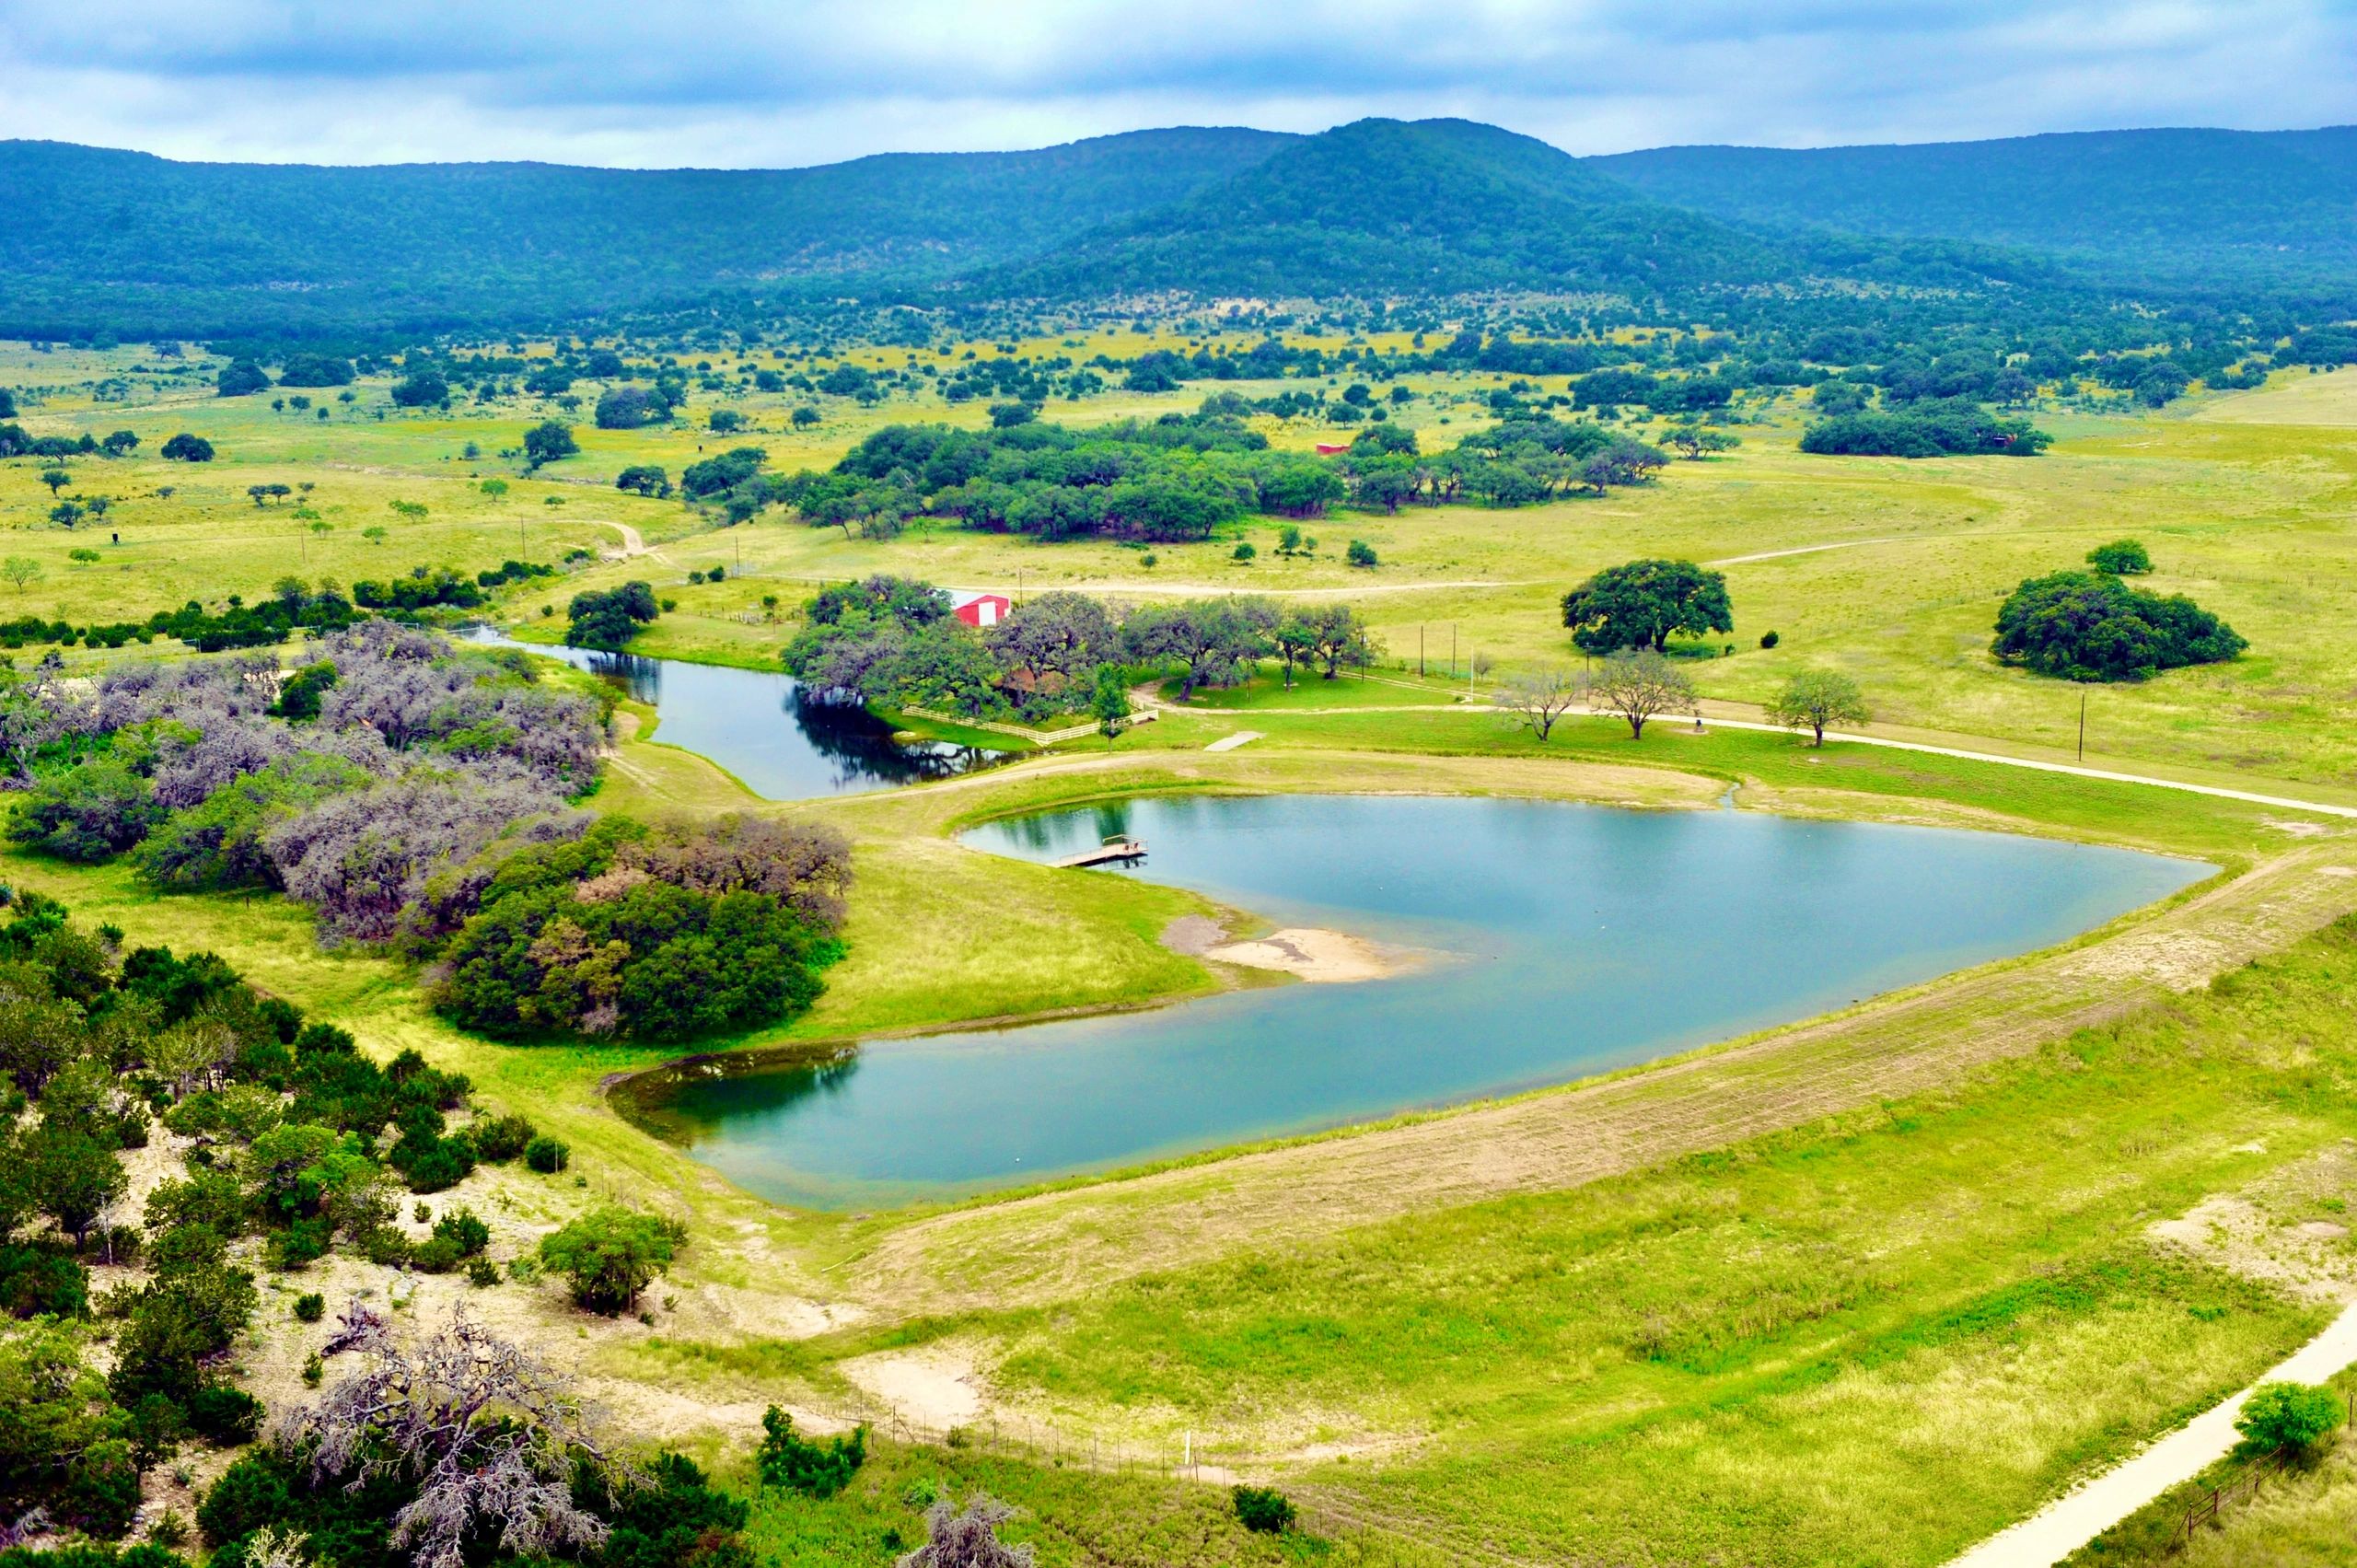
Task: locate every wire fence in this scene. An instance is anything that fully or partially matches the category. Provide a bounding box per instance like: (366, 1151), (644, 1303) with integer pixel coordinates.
(2180, 1388), (2357, 1549)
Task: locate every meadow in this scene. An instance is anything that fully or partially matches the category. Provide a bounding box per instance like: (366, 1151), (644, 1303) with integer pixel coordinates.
(17, 338), (2357, 795)
(8, 337), (2357, 1564)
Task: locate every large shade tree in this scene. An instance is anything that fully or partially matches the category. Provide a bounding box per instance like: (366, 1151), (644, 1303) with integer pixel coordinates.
(1561, 560), (1732, 654)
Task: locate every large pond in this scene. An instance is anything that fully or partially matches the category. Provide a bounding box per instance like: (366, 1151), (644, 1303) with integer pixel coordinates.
(465, 629), (1010, 798)
(620, 794), (2208, 1210)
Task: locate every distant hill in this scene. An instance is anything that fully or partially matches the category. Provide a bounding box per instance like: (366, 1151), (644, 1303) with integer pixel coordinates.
(982, 118), (1796, 302)
(4, 119), (2352, 341)
(1595, 127), (2357, 293)
(0, 128), (1292, 338)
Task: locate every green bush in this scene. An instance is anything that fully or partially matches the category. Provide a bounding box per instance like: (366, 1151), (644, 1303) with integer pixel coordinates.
(360, 1226), (410, 1267)
(469, 1112), (536, 1162)
(755, 1407), (865, 1498)
(1231, 1484), (1295, 1534)
(292, 1292), (325, 1323)
(432, 1207), (490, 1257)
(525, 1135), (570, 1173)
(538, 1206), (682, 1314)
(187, 1386), (263, 1446)
(196, 1452), (291, 1547)
(412, 1235), (464, 1273)
(66, 1437), (141, 1536)
(580, 1450), (750, 1568)
(269, 1221), (330, 1272)
(2236, 1381), (2343, 1452)
(2086, 538), (2154, 575)
(0, 1243), (89, 1318)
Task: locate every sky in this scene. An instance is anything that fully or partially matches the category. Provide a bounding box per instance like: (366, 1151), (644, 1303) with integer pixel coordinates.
(2, 0), (2353, 168)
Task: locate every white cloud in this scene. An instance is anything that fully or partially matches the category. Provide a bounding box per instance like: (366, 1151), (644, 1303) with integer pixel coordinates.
(0, 0), (2349, 167)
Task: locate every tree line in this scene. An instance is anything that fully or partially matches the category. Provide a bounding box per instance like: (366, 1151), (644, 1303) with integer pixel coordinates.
(747, 402), (1672, 546)
(782, 575), (1376, 721)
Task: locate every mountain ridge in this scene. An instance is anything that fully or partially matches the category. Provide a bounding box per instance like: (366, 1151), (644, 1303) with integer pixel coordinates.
(1, 119), (2350, 338)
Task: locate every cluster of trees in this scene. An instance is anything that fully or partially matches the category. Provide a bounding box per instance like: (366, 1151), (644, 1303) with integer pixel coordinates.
(141, 582), (362, 653)
(6, 623), (605, 933)
(1498, 649), (1701, 741)
(565, 583), (659, 649)
(593, 377), (687, 430)
(0, 892), (578, 1549)
(0, 426), (140, 460)
(1991, 566), (2246, 681)
(5, 626), (848, 1044)
(782, 575), (1375, 721)
(0, 565), (522, 657)
(1799, 397), (2052, 458)
(768, 401), (1670, 546)
(352, 562), (557, 615)
(428, 812), (850, 1040)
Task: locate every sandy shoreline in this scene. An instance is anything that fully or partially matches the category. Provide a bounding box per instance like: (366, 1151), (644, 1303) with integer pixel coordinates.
(1203, 925), (1399, 982)
(1159, 912), (1405, 983)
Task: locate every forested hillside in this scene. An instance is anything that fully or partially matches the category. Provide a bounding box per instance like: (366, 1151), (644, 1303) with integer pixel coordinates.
(1596, 126), (2357, 293)
(5, 118), (2353, 340)
(983, 118), (1795, 301)
(0, 127), (1291, 337)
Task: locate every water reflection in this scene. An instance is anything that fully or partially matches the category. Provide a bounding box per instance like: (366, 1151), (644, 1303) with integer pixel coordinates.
(464, 628), (1011, 799)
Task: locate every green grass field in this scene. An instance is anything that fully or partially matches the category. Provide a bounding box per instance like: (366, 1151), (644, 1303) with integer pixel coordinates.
(20, 343), (2355, 792)
(10, 339), (2357, 1564)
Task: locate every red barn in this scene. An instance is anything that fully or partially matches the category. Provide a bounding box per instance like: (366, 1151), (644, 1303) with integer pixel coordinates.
(951, 591), (1012, 629)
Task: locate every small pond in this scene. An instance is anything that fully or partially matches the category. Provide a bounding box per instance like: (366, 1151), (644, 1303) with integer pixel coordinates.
(619, 794), (2209, 1210)
(466, 629), (1011, 798)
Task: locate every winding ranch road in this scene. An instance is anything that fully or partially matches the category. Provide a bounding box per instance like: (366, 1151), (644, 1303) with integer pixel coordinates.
(1946, 1302), (2357, 1566)
(1666, 713), (2357, 820)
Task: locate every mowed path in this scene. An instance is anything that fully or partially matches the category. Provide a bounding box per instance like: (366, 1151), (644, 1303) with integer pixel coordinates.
(1945, 1302), (2357, 1566)
(848, 843), (2357, 1311)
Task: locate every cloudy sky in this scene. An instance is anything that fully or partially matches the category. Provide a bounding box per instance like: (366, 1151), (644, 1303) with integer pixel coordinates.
(3, 0), (2353, 168)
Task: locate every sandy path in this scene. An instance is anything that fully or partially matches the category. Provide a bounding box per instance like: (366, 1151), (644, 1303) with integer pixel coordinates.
(849, 844), (2357, 1311)
(1945, 1303), (2357, 1566)
(1674, 713), (2357, 819)
(1707, 536), (1913, 565)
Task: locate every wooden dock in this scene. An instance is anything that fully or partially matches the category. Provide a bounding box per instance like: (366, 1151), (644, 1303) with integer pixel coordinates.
(1055, 837), (1146, 868)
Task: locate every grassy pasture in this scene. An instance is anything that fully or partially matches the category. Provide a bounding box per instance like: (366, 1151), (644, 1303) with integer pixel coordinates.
(19, 812), (2351, 1566)
(10, 340), (2357, 1562)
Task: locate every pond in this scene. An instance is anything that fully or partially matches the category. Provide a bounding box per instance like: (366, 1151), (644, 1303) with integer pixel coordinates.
(618, 794), (2209, 1210)
(464, 629), (1012, 799)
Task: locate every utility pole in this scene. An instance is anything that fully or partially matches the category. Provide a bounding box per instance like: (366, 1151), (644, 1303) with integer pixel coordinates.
(2077, 689), (2087, 761)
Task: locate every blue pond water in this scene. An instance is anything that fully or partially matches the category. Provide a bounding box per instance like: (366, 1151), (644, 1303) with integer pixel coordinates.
(465, 629), (1010, 798)
(622, 794), (2207, 1210)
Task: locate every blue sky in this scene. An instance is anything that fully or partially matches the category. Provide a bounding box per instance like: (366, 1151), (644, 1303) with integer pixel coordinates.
(3, 0), (2352, 167)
